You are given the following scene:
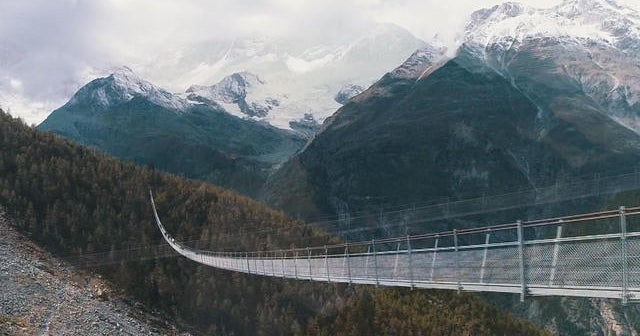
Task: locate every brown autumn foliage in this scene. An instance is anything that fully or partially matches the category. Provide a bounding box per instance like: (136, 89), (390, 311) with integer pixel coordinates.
(0, 110), (548, 335)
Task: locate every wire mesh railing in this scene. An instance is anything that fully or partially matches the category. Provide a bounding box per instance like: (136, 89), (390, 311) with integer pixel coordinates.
(151, 190), (640, 303)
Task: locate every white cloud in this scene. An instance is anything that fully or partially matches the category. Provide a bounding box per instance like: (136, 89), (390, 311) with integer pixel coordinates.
(1, 0), (639, 125)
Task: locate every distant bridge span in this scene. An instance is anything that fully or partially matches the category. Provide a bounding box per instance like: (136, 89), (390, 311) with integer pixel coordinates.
(150, 191), (640, 304)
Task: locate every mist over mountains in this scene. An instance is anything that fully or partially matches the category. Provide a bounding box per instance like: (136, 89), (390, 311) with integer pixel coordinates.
(263, 0), (640, 217)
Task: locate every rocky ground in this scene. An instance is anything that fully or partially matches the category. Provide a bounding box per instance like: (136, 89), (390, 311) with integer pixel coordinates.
(0, 210), (188, 335)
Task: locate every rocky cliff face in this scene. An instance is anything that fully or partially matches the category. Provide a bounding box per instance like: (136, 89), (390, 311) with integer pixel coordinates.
(0, 209), (183, 335)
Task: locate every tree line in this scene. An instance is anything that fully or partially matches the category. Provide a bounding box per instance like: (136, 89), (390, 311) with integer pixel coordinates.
(0, 110), (548, 335)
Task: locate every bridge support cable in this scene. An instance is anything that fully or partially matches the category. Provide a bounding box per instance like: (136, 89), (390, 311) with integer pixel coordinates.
(149, 190), (640, 302)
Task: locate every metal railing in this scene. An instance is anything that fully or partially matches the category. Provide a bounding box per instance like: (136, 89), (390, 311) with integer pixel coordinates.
(151, 191), (640, 303)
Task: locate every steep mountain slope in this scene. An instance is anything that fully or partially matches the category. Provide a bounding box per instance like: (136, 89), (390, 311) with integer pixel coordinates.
(265, 0), (640, 220)
(465, 0), (640, 133)
(38, 68), (304, 197)
(262, 2), (640, 334)
(0, 110), (549, 335)
(265, 43), (640, 221)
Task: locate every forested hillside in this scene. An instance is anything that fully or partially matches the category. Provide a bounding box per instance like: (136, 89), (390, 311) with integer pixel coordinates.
(0, 110), (547, 335)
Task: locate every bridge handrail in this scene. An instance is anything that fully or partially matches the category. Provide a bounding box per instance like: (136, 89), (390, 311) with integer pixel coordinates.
(149, 190), (640, 303)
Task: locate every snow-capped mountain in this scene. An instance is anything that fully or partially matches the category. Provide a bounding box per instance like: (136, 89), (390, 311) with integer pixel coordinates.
(466, 0), (640, 48)
(140, 22), (429, 129)
(265, 0), (640, 217)
(67, 67), (190, 112)
(334, 84), (364, 105)
(39, 68), (305, 197)
(186, 72), (279, 119)
(464, 0), (640, 133)
(388, 45), (450, 79)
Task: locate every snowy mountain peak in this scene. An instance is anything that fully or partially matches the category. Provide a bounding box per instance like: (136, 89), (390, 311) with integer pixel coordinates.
(334, 84), (364, 105)
(467, 0), (640, 53)
(465, 0), (640, 49)
(390, 45), (448, 79)
(556, 0), (620, 16)
(462, 0), (640, 135)
(471, 2), (531, 22)
(186, 71), (277, 118)
(186, 71), (263, 97)
(68, 67), (190, 111)
(109, 66), (146, 90)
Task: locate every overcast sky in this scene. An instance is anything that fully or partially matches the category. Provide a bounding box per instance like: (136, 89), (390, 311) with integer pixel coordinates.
(1, 0), (639, 125)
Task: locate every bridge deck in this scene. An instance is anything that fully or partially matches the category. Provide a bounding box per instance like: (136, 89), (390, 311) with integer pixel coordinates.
(150, 192), (640, 302)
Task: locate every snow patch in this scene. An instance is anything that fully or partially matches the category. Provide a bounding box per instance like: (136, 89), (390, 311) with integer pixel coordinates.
(285, 54), (336, 74)
(466, 0), (640, 49)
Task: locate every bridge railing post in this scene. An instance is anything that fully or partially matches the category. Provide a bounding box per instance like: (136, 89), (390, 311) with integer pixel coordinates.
(307, 247), (312, 281)
(294, 251), (299, 280)
(344, 244), (352, 284)
(253, 252), (258, 275)
(365, 245), (371, 277)
(281, 251), (286, 278)
(407, 235), (414, 289)
(393, 242), (401, 280)
(454, 229), (460, 293)
(325, 245), (330, 282)
(480, 231), (490, 284)
(620, 206), (628, 305)
(430, 236), (439, 281)
(549, 223), (563, 286)
(372, 239), (379, 287)
(517, 220), (526, 302)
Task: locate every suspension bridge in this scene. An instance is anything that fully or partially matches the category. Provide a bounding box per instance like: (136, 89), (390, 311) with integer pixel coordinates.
(150, 191), (640, 304)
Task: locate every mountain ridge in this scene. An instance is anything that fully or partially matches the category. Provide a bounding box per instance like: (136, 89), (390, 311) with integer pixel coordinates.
(39, 69), (305, 197)
(264, 0), (640, 225)
(2, 108), (552, 335)
(464, 0), (640, 134)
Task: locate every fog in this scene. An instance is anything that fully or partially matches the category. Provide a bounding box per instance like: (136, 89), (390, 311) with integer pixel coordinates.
(1, 0), (638, 125)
